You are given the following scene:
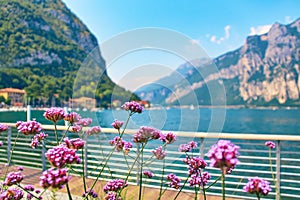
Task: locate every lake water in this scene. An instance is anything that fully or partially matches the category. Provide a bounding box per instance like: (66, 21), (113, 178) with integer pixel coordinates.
(1, 107), (300, 135)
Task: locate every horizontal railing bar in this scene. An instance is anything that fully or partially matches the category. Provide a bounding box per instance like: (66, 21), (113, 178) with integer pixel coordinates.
(3, 123), (300, 141)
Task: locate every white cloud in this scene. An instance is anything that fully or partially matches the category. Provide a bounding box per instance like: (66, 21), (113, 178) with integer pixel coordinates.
(249, 25), (272, 36)
(210, 25), (231, 44)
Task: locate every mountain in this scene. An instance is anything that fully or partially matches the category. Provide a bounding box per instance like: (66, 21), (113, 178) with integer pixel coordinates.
(0, 0), (138, 107)
(136, 18), (300, 107)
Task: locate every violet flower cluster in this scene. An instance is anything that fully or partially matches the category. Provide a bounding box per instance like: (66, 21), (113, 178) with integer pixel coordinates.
(189, 172), (211, 187)
(103, 179), (128, 193)
(45, 145), (81, 168)
(30, 132), (48, 149)
(109, 136), (132, 154)
(178, 141), (198, 152)
(64, 137), (86, 150)
(166, 173), (181, 189)
(43, 107), (67, 123)
(4, 171), (24, 186)
(207, 140), (240, 174)
(86, 126), (101, 135)
(76, 118), (92, 127)
(0, 188), (23, 200)
(183, 156), (207, 175)
(243, 177), (271, 196)
(143, 170), (154, 178)
(82, 188), (98, 198)
(39, 168), (71, 189)
(152, 146), (166, 160)
(121, 101), (143, 113)
(160, 132), (177, 144)
(111, 120), (124, 130)
(64, 112), (81, 124)
(70, 124), (82, 133)
(133, 126), (161, 143)
(16, 119), (42, 135)
(265, 141), (276, 149)
(0, 123), (8, 132)
(103, 179), (128, 199)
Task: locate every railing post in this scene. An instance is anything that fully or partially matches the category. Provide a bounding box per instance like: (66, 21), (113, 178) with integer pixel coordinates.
(84, 134), (88, 178)
(42, 141), (46, 171)
(27, 105), (31, 121)
(64, 107), (68, 126)
(136, 143), (140, 185)
(200, 137), (204, 158)
(7, 127), (11, 166)
(276, 140), (281, 200)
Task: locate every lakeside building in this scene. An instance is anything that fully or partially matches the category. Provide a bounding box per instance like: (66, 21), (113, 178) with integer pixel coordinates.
(0, 88), (26, 107)
(68, 97), (96, 109)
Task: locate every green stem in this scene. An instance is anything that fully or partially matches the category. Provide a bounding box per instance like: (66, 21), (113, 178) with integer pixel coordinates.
(199, 170), (206, 200)
(66, 182), (72, 200)
(17, 184), (40, 199)
(269, 149), (277, 186)
(3, 131), (20, 183)
(174, 174), (191, 200)
(194, 186), (198, 200)
(117, 143), (147, 198)
(54, 122), (59, 145)
(205, 175), (222, 191)
(158, 155), (166, 199)
(83, 112), (133, 199)
(222, 172), (225, 200)
(81, 149), (88, 199)
(59, 125), (71, 143)
(256, 192), (261, 200)
(138, 145), (144, 200)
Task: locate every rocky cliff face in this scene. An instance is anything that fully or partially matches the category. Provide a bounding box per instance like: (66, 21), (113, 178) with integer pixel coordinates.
(137, 18), (300, 106)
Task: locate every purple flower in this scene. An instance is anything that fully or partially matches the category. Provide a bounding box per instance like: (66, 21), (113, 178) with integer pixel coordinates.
(16, 119), (42, 135)
(109, 136), (132, 154)
(0, 141), (3, 147)
(152, 146), (166, 160)
(17, 166), (24, 171)
(39, 168), (71, 189)
(103, 179), (128, 193)
(70, 124), (82, 133)
(76, 118), (92, 126)
(82, 188), (98, 198)
(160, 132), (176, 144)
(24, 185), (35, 191)
(111, 120), (124, 130)
(64, 137), (86, 150)
(133, 126), (161, 143)
(0, 123), (8, 132)
(86, 126), (101, 135)
(244, 177), (271, 196)
(265, 141), (276, 149)
(166, 173), (181, 189)
(0, 188), (23, 200)
(30, 132), (48, 149)
(64, 112), (81, 124)
(179, 141), (198, 152)
(104, 192), (121, 200)
(43, 107), (67, 123)
(189, 172), (211, 187)
(183, 156), (207, 175)
(207, 140), (239, 174)
(4, 171), (24, 186)
(121, 101), (143, 113)
(143, 170), (154, 178)
(45, 145), (81, 168)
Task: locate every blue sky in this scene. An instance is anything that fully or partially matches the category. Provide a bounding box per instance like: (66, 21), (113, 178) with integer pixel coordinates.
(62, 0), (300, 90)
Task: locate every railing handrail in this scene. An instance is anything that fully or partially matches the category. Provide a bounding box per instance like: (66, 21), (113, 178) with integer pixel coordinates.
(3, 122), (300, 141)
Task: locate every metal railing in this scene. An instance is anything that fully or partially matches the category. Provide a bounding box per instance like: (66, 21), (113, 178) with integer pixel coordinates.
(0, 123), (300, 199)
